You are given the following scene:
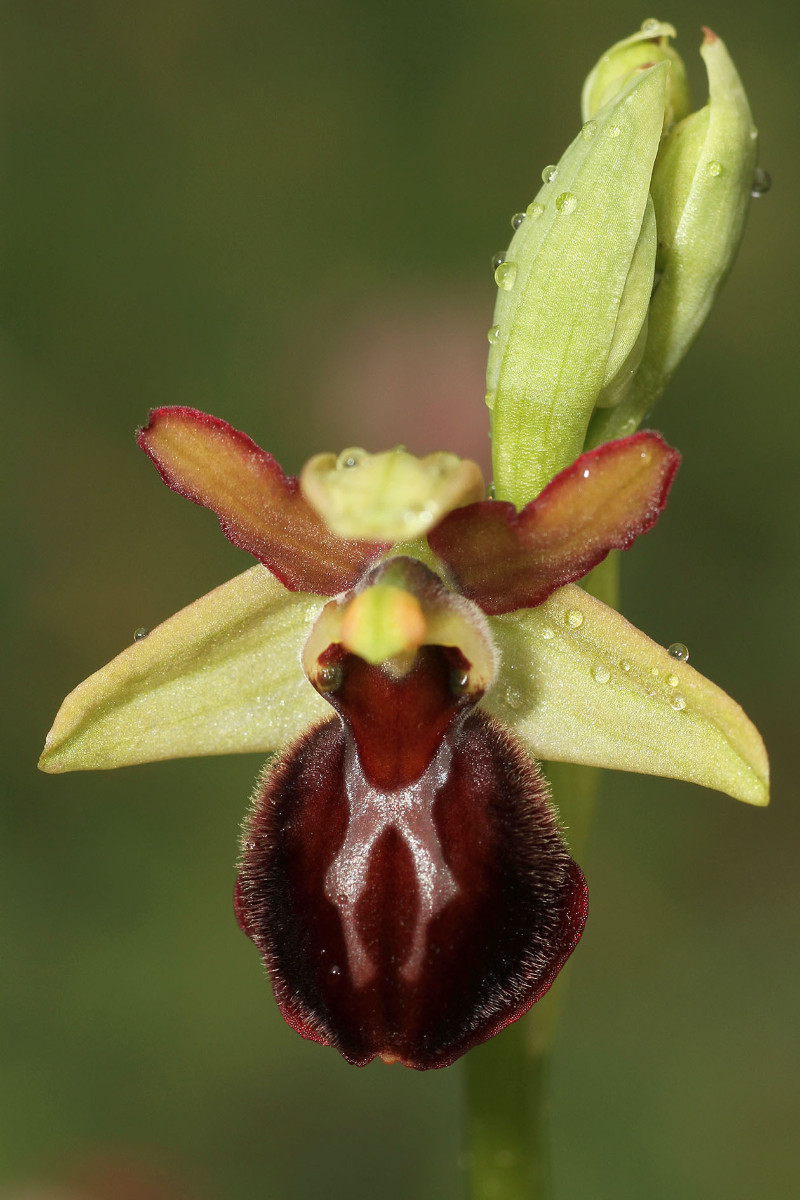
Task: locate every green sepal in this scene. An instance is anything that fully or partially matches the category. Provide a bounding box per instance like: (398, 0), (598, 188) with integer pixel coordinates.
(482, 584), (769, 806)
(38, 566), (329, 772)
(588, 31), (757, 446)
(581, 20), (690, 128)
(488, 63), (668, 509)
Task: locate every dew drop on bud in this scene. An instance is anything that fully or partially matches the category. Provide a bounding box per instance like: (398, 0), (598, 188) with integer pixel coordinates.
(541, 164), (558, 184)
(510, 212), (526, 231)
(487, 325), (501, 344)
(581, 120), (597, 141)
(750, 166), (771, 197)
(491, 252), (506, 270)
(670, 695), (687, 712)
(133, 627), (149, 642)
(494, 261), (518, 290)
(621, 659), (633, 673)
(640, 17), (661, 33)
(566, 608), (584, 629)
(606, 125), (621, 139)
(667, 642), (690, 662)
(526, 202), (545, 218)
(555, 192), (577, 215)
(706, 160), (724, 178)
(592, 664), (610, 684)
(484, 389), (496, 411)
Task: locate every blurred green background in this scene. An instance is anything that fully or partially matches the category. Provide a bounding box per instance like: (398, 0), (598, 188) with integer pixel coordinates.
(3, 1), (797, 1197)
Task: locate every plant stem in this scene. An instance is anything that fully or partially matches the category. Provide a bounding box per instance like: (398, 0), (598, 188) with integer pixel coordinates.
(463, 1008), (553, 1200)
(462, 553), (618, 1200)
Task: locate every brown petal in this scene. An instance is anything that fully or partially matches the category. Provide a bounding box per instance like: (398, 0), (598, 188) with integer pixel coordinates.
(429, 432), (679, 615)
(138, 407), (388, 594)
(236, 646), (587, 1069)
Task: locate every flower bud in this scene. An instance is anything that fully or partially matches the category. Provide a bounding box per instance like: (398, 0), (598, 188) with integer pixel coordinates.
(588, 30), (758, 446)
(582, 18), (690, 130)
(488, 63), (668, 508)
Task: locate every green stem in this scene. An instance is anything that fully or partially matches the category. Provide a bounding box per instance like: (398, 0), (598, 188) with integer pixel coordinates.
(463, 1005), (554, 1200)
(462, 553), (619, 1200)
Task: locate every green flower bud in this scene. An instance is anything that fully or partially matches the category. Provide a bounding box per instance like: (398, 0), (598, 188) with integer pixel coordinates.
(582, 18), (690, 130)
(488, 63), (668, 509)
(588, 30), (758, 446)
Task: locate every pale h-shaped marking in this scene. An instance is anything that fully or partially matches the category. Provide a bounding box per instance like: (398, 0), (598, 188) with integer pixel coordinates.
(325, 735), (459, 988)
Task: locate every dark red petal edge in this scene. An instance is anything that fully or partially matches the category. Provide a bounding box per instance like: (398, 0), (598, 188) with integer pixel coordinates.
(137, 407), (388, 594)
(429, 431), (680, 615)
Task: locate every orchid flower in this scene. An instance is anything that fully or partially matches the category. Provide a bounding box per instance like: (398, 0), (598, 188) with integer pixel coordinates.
(39, 21), (769, 1073)
(39, 406), (766, 1069)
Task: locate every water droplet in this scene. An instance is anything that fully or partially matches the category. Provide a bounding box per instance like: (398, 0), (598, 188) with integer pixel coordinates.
(621, 659), (633, 673)
(450, 668), (470, 696)
(650, 666), (660, 677)
(488, 481), (496, 499)
(487, 325), (501, 344)
(491, 251), (506, 270)
(555, 192), (577, 215)
(336, 447), (366, 470)
(317, 663), (343, 693)
(640, 17), (661, 33)
(510, 212), (526, 231)
(670, 695), (687, 712)
(592, 664), (610, 684)
(540, 626), (555, 640)
(505, 687), (523, 710)
(133, 627), (149, 641)
(330, 964), (342, 976)
(751, 166), (771, 197)
(667, 642), (689, 662)
(750, 126), (759, 141)
(667, 674), (679, 688)
(526, 201), (545, 218)
(706, 160), (724, 178)
(484, 389), (496, 411)
(494, 261), (517, 290)
(581, 120), (597, 141)
(566, 608), (584, 629)
(606, 125), (621, 139)
(542, 164), (558, 184)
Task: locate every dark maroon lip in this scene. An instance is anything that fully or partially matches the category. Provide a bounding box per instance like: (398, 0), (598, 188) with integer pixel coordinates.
(235, 645), (587, 1070)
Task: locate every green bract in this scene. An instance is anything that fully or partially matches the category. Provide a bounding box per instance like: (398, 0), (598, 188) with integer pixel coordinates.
(587, 30), (758, 446)
(488, 62), (668, 508)
(489, 23), (759, 480)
